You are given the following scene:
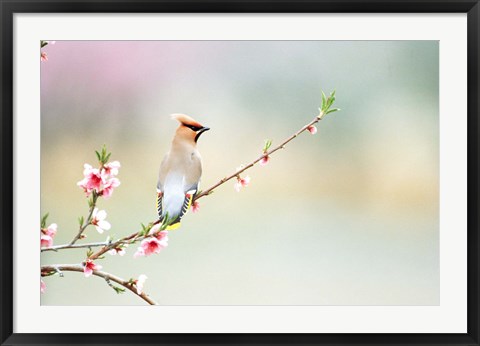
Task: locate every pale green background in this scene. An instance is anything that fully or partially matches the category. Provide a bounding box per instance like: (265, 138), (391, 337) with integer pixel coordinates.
(41, 41), (439, 305)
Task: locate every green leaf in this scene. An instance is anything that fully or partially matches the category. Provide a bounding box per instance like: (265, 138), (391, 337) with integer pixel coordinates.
(326, 108), (340, 114)
(321, 91), (327, 110)
(95, 150), (101, 162)
(105, 153), (111, 163)
(78, 216), (84, 227)
(329, 96), (336, 107)
(86, 248), (93, 258)
(327, 90), (336, 108)
(263, 139), (272, 152)
(112, 286), (126, 294)
(138, 224), (146, 237)
(41, 213), (49, 229)
(139, 222), (153, 237)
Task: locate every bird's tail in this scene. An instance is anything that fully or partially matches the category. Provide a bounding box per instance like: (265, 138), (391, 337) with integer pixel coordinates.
(156, 190), (195, 230)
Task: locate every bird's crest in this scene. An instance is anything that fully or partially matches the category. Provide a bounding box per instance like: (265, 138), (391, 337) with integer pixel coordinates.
(171, 113), (203, 128)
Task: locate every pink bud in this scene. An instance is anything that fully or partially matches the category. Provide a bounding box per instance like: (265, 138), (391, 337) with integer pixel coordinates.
(191, 200), (200, 213)
(135, 274), (148, 294)
(234, 175), (251, 192)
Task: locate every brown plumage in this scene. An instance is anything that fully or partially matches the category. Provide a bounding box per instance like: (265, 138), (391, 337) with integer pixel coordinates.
(156, 114), (210, 229)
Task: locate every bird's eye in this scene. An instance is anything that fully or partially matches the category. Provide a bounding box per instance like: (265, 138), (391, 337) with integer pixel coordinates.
(186, 125), (201, 132)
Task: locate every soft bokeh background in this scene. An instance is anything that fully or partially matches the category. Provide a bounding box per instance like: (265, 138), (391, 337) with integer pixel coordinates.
(41, 41), (439, 305)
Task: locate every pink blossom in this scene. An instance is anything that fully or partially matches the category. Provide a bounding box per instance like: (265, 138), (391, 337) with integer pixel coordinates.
(155, 231), (169, 242)
(307, 125), (317, 134)
(77, 164), (104, 196)
(40, 234), (53, 248)
(234, 175), (251, 192)
(101, 177), (120, 199)
(135, 274), (148, 295)
(148, 223), (161, 235)
(77, 161), (121, 198)
(83, 259), (102, 278)
(41, 223), (57, 248)
(240, 176), (251, 186)
(260, 155), (270, 166)
(191, 200), (200, 213)
(41, 279), (46, 294)
(134, 237), (168, 258)
(147, 224), (169, 240)
(40, 51), (48, 61)
(90, 208), (111, 234)
(108, 243), (128, 256)
(44, 223), (57, 237)
(103, 161), (121, 176)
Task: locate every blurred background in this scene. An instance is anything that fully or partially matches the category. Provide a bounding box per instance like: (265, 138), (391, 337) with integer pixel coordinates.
(41, 41), (439, 305)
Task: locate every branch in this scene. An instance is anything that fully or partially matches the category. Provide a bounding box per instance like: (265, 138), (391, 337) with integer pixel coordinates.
(41, 241), (110, 252)
(69, 193), (98, 245)
(40, 90), (339, 306)
(84, 91), (340, 261)
(41, 264), (158, 305)
(194, 91), (338, 201)
(88, 231), (141, 261)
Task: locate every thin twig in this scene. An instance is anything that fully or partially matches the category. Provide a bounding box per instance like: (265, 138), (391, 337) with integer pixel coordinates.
(69, 193), (98, 245)
(41, 91), (338, 305)
(41, 241), (110, 252)
(41, 264), (158, 305)
(88, 105), (336, 260)
(88, 231), (142, 261)
(194, 110), (325, 201)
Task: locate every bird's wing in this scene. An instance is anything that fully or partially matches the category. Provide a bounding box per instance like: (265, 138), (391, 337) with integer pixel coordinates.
(156, 150), (202, 228)
(157, 154), (170, 192)
(156, 190), (164, 219)
(156, 154), (169, 221)
(178, 188), (197, 221)
(184, 151), (202, 189)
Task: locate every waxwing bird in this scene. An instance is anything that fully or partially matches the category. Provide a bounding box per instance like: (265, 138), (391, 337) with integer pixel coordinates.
(157, 114), (210, 230)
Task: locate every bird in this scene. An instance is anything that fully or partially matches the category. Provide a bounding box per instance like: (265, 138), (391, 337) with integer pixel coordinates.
(156, 114), (210, 230)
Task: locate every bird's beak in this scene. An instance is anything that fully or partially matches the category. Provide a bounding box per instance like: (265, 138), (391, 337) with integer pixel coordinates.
(195, 126), (210, 142)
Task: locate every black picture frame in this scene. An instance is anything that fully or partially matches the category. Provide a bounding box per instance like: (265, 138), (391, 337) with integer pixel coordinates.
(1, 1), (479, 345)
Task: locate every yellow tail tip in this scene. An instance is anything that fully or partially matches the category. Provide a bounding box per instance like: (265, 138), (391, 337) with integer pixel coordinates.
(164, 222), (181, 231)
